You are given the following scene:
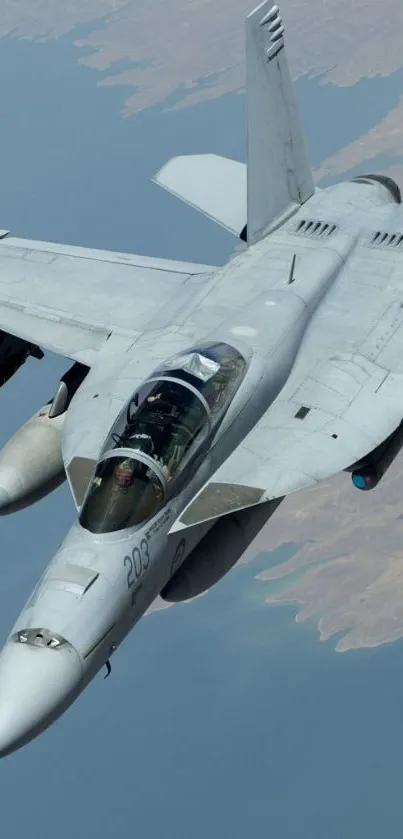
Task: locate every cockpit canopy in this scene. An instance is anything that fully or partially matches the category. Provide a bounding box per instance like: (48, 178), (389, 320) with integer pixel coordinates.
(79, 342), (246, 534)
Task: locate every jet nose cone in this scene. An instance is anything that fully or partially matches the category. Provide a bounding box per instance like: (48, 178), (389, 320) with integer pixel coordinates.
(0, 638), (83, 758)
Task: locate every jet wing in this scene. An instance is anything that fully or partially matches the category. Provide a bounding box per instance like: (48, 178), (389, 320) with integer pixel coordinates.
(174, 231), (403, 527)
(0, 234), (214, 365)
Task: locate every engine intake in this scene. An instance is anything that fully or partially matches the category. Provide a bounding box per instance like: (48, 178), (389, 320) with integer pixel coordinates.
(161, 497), (283, 602)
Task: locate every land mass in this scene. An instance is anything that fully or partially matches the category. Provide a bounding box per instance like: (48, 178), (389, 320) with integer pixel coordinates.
(151, 461), (403, 655)
(2, 0), (403, 115)
(4, 1), (403, 176)
(242, 459), (403, 653)
(315, 99), (403, 184)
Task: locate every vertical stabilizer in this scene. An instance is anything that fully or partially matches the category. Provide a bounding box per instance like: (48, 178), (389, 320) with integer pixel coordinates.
(246, 2), (314, 244)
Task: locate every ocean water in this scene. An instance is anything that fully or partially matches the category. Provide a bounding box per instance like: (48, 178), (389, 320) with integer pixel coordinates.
(0, 27), (402, 839)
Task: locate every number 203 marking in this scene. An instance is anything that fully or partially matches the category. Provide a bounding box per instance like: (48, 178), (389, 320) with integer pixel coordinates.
(124, 539), (150, 589)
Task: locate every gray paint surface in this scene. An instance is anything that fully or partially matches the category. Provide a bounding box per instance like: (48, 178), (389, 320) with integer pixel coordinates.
(0, 4), (402, 838)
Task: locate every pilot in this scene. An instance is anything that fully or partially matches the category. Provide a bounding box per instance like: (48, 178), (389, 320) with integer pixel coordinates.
(147, 387), (180, 418)
(113, 458), (136, 491)
(126, 431), (154, 457)
(146, 391), (163, 404)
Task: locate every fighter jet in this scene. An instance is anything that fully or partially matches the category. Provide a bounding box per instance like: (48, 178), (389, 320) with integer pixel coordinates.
(0, 0), (400, 757)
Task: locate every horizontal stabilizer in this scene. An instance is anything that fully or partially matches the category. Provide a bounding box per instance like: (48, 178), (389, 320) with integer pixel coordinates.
(153, 155), (246, 236)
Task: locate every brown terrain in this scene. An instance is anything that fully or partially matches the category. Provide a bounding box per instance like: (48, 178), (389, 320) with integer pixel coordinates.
(3, 1), (403, 171)
(152, 463), (403, 654)
(5, 0), (403, 650)
(242, 459), (403, 653)
(315, 102), (403, 184)
(2, 0), (403, 114)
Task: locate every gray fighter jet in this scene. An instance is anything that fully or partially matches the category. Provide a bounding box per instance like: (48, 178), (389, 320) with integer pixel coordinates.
(0, 0), (400, 757)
